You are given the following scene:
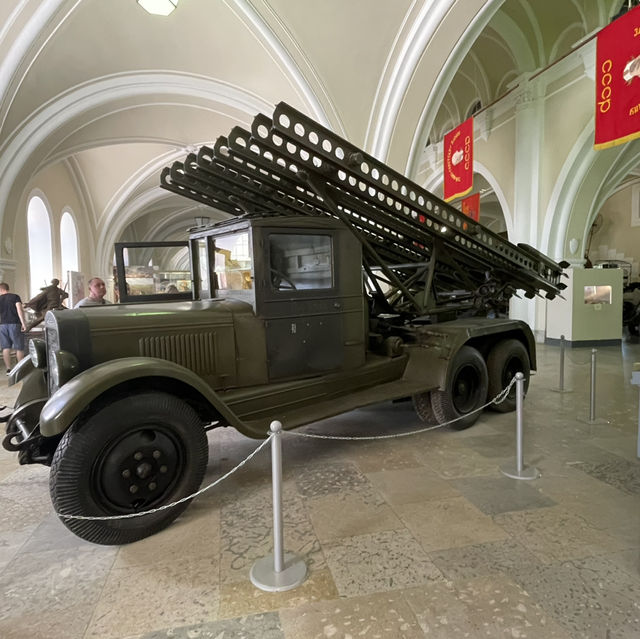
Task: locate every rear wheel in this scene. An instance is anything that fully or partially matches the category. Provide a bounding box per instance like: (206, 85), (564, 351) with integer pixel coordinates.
(50, 391), (208, 545)
(412, 392), (437, 424)
(430, 345), (488, 430)
(486, 339), (530, 413)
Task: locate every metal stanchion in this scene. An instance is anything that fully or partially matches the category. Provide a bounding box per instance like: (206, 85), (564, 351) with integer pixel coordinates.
(250, 420), (307, 592)
(578, 349), (609, 425)
(501, 372), (539, 480)
(551, 334), (572, 392)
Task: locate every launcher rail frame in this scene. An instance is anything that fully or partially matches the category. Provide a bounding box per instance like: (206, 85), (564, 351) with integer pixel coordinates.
(161, 102), (565, 322)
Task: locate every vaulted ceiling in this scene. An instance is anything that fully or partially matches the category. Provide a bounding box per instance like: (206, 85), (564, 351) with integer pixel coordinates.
(0, 0), (624, 265)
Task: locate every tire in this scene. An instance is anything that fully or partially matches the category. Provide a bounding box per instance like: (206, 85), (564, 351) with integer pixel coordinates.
(430, 345), (488, 430)
(486, 339), (530, 413)
(50, 392), (208, 545)
(412, 391), (437, 424)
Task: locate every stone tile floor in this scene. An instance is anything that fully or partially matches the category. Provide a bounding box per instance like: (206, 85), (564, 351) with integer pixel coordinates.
(0, 341), (639, 638)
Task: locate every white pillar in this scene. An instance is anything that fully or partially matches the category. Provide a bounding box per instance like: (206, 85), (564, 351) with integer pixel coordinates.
(510, 76), (545, 336)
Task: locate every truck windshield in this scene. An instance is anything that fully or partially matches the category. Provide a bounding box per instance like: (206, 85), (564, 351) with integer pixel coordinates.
(118, 245), (191, 297)
(214, 232), (253, 290)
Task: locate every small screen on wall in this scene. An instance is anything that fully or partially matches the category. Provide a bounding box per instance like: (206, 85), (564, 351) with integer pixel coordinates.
(584, 285), (612, 304)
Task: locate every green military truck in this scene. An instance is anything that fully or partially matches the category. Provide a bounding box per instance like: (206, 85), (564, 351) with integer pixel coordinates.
(3, 103), (566, 545)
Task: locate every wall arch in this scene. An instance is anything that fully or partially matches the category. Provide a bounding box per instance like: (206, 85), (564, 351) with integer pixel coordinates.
(543, 120), (640, 264)
(0, 71), (326, 242)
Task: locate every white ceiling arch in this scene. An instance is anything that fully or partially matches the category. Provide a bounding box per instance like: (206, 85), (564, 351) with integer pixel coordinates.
(0, 71), (275, 234)
(404, 0), (506, 177)
(366, 0), (456, 159)
(0, 0), (633, 292)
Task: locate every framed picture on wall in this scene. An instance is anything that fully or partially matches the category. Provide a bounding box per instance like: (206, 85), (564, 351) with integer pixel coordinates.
(68, 271), (85, 308)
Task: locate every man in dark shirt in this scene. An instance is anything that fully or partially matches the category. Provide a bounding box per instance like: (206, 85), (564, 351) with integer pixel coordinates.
(0, 282), (27, 374)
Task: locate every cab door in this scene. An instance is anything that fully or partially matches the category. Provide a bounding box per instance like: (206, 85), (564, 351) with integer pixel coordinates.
(255, 226), (365, 380)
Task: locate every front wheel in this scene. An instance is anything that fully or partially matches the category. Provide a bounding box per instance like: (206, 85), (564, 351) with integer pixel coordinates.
(430, 345), (488, 430)
(50, 392), (208, 545)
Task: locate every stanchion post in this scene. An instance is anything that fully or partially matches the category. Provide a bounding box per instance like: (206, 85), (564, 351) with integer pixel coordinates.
(250, 420), (307, 592)
(551, 334), (572, 393)
(271, 420), (284, 572)
(559, 335), (565, 392)
(516, 372), (524, 474)
(501, 373), (539, 480)
(578, 348), (609, 425)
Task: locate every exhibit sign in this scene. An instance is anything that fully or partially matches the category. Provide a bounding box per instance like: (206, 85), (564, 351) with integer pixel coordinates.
(461, 192), (480, 221)
(594, 4), (640, 149)
(67, 271), (85, 308)
(443, 117), (473, 202)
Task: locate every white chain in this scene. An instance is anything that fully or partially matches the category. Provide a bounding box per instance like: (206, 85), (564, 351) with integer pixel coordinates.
(57, 435), (272, 521)
(56, 375), (521, 521)
(284, 374), (519, 440)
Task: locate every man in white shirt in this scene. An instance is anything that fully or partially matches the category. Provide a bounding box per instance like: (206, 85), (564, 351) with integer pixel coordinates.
(74, 277), (111, 308)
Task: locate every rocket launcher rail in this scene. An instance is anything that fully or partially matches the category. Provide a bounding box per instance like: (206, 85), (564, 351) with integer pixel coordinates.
(161, 102), (566, 320)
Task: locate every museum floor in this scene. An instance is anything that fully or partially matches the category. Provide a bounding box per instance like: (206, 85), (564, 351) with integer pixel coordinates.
(0, 341), (639, 639)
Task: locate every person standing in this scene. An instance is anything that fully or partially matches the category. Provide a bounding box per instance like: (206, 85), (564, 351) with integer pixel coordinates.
(74, 277), (111, 307)
(0, 282), (27, 374)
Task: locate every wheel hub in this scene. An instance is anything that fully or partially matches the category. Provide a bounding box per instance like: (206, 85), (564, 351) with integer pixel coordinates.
(97, 428), (182, 511)
(453, 366), (478, 412)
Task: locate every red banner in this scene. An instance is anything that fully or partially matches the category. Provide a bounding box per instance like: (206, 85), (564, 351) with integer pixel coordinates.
(461, 192), (480, 221)
(443, 117), (473, 201)
(595, 5), (640, 149)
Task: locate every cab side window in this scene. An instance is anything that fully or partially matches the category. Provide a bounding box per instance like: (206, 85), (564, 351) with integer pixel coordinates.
(269, 234), (333, 290)
(214, 232), (253, 291)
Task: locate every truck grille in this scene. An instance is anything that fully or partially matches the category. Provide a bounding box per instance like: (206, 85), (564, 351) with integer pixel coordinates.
(138, 333), (218, 375)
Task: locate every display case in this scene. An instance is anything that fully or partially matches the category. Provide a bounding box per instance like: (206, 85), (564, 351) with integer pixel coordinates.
(546, 267), (623, 345)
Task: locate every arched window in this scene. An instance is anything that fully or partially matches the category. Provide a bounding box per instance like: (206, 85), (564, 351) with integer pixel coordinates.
(27, 195), (53, 297)
(60, 211), (79, 280)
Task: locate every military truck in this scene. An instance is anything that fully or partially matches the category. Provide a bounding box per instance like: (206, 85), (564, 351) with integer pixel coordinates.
(2, 103), (566, 545)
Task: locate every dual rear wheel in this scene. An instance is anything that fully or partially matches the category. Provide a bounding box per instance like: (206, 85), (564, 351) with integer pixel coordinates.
(413, 339), (530, 430)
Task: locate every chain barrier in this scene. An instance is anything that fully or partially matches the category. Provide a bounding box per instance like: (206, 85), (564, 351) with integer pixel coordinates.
(54, 375), (520, 522)
(285, 374), (519, 441)
(57, 434), (272, 521)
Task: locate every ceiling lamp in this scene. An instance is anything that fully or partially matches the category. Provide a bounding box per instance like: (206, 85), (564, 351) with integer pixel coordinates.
(137, 0), (178, 16)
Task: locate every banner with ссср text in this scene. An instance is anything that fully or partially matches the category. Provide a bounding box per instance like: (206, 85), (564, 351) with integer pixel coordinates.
(461, 192), (480, 222)
(443, 117), (473, 201)
(595, 5), (640, 149)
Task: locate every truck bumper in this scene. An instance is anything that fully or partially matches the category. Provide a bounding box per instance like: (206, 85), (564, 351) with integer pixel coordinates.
(2, 366), (53, 465)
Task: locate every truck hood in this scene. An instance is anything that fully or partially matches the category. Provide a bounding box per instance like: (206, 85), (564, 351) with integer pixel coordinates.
(75, 298), (254, 330)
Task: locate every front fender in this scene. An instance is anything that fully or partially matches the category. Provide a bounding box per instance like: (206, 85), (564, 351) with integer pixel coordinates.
(8, 355), (35, 386)
(40, 357), (244, 437)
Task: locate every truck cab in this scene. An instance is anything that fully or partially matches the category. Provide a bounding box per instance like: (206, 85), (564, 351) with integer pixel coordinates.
(188, 215), (366, 381)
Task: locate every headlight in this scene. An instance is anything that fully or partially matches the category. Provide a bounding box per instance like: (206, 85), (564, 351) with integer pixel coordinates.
(51, 350), (80, 387)
(29, 338), (47, 368)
